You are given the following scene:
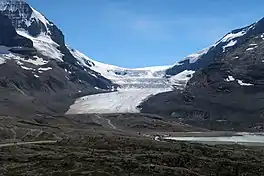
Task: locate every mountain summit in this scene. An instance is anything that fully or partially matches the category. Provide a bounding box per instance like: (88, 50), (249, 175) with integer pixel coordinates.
(0, 0), (118, 116)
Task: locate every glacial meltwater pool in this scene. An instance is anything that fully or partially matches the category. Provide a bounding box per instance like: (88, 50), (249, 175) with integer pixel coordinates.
(164, 133), (264, 146)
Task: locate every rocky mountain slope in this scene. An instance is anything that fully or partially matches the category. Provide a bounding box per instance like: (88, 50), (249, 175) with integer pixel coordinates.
(0, 0), (115, 90)
(0, 0), (120, 116)
(141, 17), (264, 131)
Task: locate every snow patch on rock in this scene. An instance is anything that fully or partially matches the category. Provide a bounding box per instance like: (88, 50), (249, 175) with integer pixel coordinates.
(38, 67), (52, 71)
(179, 48), (210, 64)
(223, 40), (237, 52)
(168, 70), (195, 89)
(246, 46), (258, 51)
(17, 30), (63, 62)
(237, 80), (253, 86)
(21, 65), (34, 70)
(225, 76), (235, 82)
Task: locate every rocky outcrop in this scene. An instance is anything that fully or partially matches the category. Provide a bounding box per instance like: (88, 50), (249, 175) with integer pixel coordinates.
(0, 12), (33, 48)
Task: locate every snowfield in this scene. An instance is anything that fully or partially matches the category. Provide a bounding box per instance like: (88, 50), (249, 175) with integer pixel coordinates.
(67, 88), (171, 114)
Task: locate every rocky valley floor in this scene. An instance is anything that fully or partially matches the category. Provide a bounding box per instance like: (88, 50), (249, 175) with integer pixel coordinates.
(0, 114), (264, 176)
(1, 133), (264, 176)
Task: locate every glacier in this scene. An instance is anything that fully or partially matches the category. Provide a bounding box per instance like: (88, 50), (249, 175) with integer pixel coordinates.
(67, 49), (194, 114)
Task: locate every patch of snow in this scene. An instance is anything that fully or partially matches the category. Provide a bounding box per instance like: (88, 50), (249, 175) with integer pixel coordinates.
(249, 43), (257, 46)
(64, 68), (68, 72)
(0, 53), (48, 66)
(180, 48), (210, 64)
(16, 60), (24, 65)
(225, 76), (235, 82)
(168, 70), (195, 89)
(174, 62), (184, 66)
(217, 31), (246, 45)
(15, 55), (48, 65)
(246, 46), (258, 51)
(154, 136), (161, 141)
(237, 80), (253, 86)
(222, 40), (237, 52)
(216, 120), (227, 122)
(21, 66), (34, 70)
(34, 74), (39, 78)
(38, 67), (52, 71)
(16, 30), (63, 62)
(21, 56), (48, 65)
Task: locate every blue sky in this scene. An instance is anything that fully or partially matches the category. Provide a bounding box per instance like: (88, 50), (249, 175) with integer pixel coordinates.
(27, 0), (264, 68)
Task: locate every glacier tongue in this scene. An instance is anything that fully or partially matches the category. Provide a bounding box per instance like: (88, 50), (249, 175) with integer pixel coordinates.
(67, 88), (172, 114)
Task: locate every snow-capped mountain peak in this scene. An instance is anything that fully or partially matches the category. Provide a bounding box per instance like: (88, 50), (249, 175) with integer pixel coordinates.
(0, 0), (51, 35)
(0, 0), (115, 90)
(0, 0), (63, 61)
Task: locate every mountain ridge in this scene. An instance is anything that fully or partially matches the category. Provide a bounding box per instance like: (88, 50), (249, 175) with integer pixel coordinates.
(141, 16), (264, 131)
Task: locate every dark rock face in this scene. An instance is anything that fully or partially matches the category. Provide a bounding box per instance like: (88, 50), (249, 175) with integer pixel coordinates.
(0, 12), (33, 48)
(142, 17), (264, 131)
